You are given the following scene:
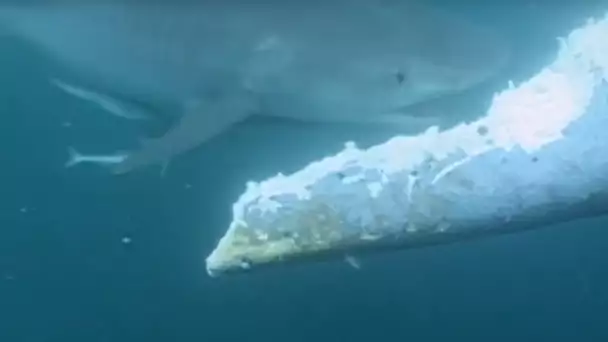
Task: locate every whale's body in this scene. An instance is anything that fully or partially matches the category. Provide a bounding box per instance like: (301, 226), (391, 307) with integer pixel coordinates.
(204, 12), (608, 277)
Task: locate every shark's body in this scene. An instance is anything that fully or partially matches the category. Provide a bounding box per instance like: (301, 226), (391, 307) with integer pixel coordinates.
(64, 147), (128, 168)
(51, 78), (151, 121)
(0, 1), (510, 174)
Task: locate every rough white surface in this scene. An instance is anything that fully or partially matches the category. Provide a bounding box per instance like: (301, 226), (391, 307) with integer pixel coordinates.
(206, 13), (608, 276)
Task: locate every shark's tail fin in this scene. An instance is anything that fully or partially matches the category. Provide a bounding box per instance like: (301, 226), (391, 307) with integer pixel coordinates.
(64, 147), (82, 168)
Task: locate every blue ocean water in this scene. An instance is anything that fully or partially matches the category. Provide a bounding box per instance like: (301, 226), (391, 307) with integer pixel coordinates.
(2, 2), (608, 341)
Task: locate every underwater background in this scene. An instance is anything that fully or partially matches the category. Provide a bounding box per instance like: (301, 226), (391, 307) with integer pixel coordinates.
(2, 1), (608, 341)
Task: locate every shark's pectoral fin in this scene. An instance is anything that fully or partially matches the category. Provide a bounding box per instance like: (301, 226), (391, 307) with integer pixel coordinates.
(133, 136), (170, 176)
(109, 92), (258, 175)
(344, 255), (361, 270)
(159, 159), (170, 178)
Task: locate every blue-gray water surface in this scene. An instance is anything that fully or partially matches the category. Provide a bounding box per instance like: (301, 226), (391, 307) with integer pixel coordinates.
(2, 2), (608, 341)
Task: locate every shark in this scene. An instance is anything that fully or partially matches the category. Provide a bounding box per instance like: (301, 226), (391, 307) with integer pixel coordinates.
(0, 0), (510, 174)
(51, 78), (151, 121)
(64, 147), (129, 168)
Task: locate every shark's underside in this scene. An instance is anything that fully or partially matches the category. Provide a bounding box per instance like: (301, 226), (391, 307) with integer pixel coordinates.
(0, 0), (510, 173)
